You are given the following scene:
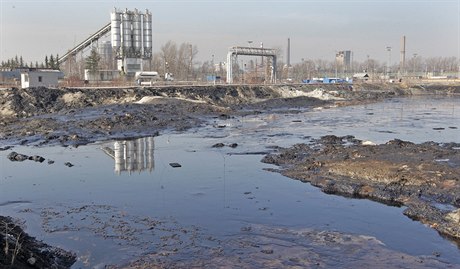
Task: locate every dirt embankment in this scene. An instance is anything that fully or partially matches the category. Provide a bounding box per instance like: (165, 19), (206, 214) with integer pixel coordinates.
(262, 135), (460, 241)
(0, 83), (407, 146)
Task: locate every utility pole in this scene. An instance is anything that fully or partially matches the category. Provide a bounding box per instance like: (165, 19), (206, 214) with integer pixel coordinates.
(386, 46), (392, 78)
(211, 54), (215, 85)
(188, 44), (193, 81)
(287, 38), (291, 80)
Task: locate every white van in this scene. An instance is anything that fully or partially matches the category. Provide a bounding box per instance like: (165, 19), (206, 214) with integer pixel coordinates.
(135, 71), (160, 86)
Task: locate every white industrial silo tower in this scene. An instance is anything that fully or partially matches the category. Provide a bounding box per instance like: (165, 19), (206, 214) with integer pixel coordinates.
(111, 8), (153, 76)
(132, 10), (142, 57)
(143, 10), (153, 59)
(111, 11), (122, 59)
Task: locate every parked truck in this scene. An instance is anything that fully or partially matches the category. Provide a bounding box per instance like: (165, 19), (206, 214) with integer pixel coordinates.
(135, 71), (175, 85)
(135, 71), (160, 86)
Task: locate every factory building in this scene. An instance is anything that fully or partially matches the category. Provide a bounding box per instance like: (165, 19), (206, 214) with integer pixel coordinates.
(56, 8), (153, 81)
(111, 8), (153, 76)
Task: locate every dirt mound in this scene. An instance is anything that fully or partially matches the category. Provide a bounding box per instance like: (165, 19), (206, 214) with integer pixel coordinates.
(0, 85), (357, 146)
(0, 84), (404, 119)
(263, 135), (460, 241)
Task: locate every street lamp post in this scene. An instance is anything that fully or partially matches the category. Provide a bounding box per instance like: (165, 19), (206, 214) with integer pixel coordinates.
(412, 53), (417, 78)
(386, 46), (392, 79)
(211, 54), (215, 85)
(241, 60), (244, 84)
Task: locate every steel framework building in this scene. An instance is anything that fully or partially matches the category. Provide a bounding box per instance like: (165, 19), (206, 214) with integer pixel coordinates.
(226, 46), (277, 84)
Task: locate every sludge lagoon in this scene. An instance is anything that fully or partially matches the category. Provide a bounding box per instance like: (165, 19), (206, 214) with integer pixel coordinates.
(1, 95), (459, 268)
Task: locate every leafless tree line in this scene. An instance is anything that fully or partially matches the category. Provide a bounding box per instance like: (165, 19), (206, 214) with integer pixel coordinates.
(289, 56), (459, 80)
(149, 41), (458, 81)
(151, 41), (200, 81)
(4, 40), (457, 83)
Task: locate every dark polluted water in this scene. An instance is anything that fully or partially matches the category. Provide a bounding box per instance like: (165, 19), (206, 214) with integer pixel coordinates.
(0, 96), (459, 268)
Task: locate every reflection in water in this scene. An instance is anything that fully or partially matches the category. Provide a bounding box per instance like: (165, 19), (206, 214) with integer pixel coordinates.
(101, 137), (155, 174)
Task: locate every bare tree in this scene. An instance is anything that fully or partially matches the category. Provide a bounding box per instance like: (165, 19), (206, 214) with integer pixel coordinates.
(177, 43), (198, 80)
(159, 41), (178, 76)
(152, 41), (200, 81)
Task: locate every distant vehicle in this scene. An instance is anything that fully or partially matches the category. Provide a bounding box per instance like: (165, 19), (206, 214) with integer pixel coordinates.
(135, 71), (159, 86)
(164, 72), (174, 81)
(302, 77), (352, 84)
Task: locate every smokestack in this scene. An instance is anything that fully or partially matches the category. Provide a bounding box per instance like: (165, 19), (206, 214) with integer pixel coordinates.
(287, 38), (291, 67)
(400, 36), (406, 74)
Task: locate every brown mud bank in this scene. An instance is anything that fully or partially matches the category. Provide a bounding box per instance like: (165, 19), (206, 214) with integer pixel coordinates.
(262, 135), (460, 241)
(0, 216), (76, 268)
(0, 83), (458, 147)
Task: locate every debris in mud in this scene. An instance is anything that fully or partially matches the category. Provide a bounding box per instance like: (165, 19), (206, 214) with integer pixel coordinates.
(7, 151), (46, 163)
(64, 162), (74, 167)
(0, 216), (76, 268)
(29, 155), (45, 163)
(169, 162), (182, 168)
(212, 143), (225, 148)
(262, 135), (460, 241)
(212, 142), (238, 148)
(7, 151), (29, 162)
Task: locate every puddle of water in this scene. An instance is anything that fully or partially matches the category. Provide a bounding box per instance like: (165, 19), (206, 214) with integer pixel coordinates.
(0, 95), (459, 268)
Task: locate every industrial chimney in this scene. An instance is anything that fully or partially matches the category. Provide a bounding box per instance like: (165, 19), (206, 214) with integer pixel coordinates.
(400, 36), (406, 75)
(287, 38), (291, 67)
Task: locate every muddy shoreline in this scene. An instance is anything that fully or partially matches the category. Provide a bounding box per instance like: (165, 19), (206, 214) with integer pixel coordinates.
(1, 83), (458, 147)
(262, 136), (460, 242)
(1, 83), (459, 268)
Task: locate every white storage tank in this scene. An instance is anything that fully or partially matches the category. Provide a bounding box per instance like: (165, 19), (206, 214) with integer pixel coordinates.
(122, 11), (132, 50)
(133, 10), (142, 55)
(143, 10), (153, 58)
(110, 10), (121, 50)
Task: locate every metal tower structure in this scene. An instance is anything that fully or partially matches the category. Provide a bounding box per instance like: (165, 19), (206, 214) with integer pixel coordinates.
(226, 46), (277, 84)
(58, 23), (111, 65)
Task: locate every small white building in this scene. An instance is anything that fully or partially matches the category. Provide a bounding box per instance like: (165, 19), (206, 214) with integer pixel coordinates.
(352, 73), (370, 81)
(21, 69), (61, 88)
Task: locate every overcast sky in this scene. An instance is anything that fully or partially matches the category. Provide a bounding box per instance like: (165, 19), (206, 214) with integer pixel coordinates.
(1, 0), (459, 65)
